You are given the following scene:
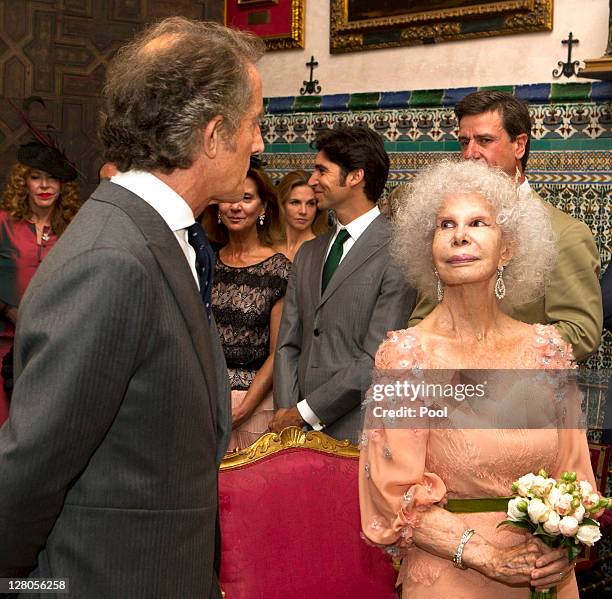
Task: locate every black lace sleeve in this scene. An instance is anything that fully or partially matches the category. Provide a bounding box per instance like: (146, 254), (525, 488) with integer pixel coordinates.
(266, 253), (291, 304)
(211, 252), (292, 390)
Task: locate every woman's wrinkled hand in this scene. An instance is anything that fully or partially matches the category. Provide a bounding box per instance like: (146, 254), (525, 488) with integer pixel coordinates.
(530, 538), (574, 590)
(478, 540), (543, 587)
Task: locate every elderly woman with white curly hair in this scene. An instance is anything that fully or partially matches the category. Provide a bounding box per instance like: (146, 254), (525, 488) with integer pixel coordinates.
(359, 160), (596, 599)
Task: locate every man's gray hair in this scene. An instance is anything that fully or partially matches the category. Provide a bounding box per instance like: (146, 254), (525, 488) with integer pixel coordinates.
(391, 160), (556, 306)
(100, 17), (265, 173)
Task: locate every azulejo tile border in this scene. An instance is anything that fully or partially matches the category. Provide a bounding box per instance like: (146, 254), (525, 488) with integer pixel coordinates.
(265, 82), (612, 113)
(262, 149), (611, 371)
(263, 150), (611, 259)
(263, 151), (611, 178)
(262, 103), (612, 147)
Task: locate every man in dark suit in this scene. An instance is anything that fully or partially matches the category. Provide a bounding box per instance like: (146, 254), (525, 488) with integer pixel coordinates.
(0, 18), (264, 598)
(270, 127), (415, 443)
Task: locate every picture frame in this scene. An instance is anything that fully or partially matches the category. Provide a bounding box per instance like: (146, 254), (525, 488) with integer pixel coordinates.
(330, 0), (554, 54)
(225, 0), (304, 51)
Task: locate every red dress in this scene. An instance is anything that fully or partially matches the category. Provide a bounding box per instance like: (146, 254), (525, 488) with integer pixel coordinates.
(0, 210), (58, 424)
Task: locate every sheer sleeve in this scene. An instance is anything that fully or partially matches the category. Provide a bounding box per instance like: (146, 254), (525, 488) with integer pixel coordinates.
(268, 253), (291, 304)
(553, 429), (597, 490)
(533, 325), (598, 492)
(359, 330), (447, 549)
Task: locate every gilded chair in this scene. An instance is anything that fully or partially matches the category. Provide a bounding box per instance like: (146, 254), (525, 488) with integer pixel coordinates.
(218, 427), (398, 598)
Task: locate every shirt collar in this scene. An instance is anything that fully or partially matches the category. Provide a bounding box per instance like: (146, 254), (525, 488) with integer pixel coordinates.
(337, 205), (380, 241)
(110, 170), (195, 232)
(518, 177), (532, 198)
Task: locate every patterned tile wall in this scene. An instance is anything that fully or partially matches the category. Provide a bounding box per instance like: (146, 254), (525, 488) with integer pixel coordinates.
(261, 83), (612, 374)
(0, 0), (210, 199)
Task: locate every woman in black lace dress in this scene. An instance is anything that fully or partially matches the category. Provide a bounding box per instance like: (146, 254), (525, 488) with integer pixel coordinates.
(205, 166), (290, 450)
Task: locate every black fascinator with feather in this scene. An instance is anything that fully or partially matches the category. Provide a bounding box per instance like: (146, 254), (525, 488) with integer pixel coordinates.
(11, 97), (78, 182)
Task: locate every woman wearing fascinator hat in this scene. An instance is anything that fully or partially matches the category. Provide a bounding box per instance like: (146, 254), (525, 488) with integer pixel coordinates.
(0, 140), (81, 424)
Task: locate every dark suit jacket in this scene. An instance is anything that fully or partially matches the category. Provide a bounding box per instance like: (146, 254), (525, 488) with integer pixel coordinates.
(274, 214), (415, 443)
(0, 181), (230, 598)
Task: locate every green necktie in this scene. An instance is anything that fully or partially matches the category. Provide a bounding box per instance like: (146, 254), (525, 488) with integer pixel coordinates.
(321, 229), (351, 292)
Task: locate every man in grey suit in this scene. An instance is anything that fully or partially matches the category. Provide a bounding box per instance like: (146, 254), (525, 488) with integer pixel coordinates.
(270, 127), (415, 443)
(0, 18), (264, 598)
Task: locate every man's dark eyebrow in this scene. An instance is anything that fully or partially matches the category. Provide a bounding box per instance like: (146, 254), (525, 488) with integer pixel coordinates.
(457, 133), (495, 139)
(314, 163), (328, 172)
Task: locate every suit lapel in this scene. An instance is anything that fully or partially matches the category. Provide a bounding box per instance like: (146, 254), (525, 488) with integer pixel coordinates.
(318, 215), (389, 307)
(308, 231), (334, 305)
(92, 183), (217, 425)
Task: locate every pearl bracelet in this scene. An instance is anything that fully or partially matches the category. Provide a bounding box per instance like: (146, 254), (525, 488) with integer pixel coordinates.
(452, 528), (475, 570)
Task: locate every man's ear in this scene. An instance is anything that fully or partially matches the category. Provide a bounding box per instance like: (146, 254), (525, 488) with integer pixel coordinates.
(346, 168), (365, 189)
(202, 115), (225, 159)
(514, 132), (528, 161)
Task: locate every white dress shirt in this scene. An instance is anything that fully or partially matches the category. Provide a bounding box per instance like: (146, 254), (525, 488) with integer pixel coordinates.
(110, 170), (200, 288)
(297, 204), (381, 430)
(518, 177), (532, 199)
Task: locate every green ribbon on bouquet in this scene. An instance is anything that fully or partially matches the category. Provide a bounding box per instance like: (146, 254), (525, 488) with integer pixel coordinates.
(444, 496), (513, 513)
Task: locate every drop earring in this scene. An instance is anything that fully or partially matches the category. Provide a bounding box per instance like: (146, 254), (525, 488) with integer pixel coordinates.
(495, 266), (506, 300)
(434, 270), (443, 303)
(258, 213), (265, 226)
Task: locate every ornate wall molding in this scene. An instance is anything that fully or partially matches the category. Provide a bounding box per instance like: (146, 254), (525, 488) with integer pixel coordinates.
(330, 0), (554, 53)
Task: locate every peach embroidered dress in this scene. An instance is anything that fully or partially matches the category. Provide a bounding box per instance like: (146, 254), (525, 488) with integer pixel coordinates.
(359, 324), (596, 599)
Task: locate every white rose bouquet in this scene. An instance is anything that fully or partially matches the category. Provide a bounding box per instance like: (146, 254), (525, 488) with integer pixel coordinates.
(498, 470), (609, 598)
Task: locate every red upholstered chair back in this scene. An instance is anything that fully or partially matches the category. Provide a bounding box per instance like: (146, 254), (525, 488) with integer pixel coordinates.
(219, 427), (398, 599)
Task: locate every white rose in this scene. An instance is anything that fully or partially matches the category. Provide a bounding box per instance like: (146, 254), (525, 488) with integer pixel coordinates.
(576, 524), (602, 546)
(517, 473), (536, 497)
(555, 493), (574, 516)
(583, 492), (601, 510)
(531, 476), (548, 497)
(528, 498), (550, 524)
(543, 511), (561, 535)
(558, 516), (580, 537)
(544, 478), (557, 494)
(546, 486), (562, 509)
(578, 480), (593, 498)
(507, 497), (527, 522)
(572, 504), (586, 523)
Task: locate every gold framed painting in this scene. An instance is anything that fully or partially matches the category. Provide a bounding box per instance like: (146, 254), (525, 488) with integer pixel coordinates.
(226, 0), (304, 51)
(330, 0), (554, 53)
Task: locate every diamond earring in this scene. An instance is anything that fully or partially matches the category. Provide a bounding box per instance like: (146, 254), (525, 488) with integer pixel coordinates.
(434, 269), (443, 303)
(495, 266), (506, 300)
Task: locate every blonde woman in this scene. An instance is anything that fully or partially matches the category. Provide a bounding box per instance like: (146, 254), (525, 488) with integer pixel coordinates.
(275, 170), (327, 261)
